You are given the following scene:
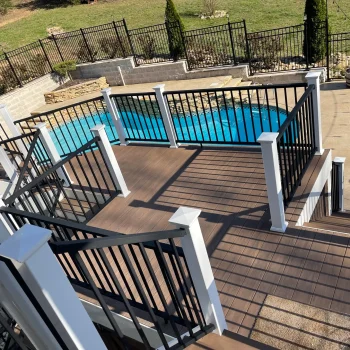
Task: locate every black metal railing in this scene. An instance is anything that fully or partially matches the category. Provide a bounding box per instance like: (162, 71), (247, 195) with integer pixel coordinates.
(164, 83), (307, 145)
(332, 161), (341, 212)
(3, 137), (119, 223)
(1, 207), (214, 349)
(111, 92), (169, 142)
(276, 85), (316, 205)
(14, 97), (119, 157)
(184, 20), (248, 70)
(329, 31), (350, 79)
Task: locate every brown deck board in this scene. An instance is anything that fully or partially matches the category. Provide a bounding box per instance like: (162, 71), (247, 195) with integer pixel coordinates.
(62, 144), (350, 347)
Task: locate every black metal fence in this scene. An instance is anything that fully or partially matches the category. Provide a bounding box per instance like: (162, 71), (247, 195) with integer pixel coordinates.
(332, 161), (341, 212)
(14, 96), (118, 157)
(111, 92), (168, 142)
(165, 83), (307, 145)
(3, 136), (119, 222)
(1, 17), (349, 97)
(276, 85), (316, 205)
(1, 207), (213, 349)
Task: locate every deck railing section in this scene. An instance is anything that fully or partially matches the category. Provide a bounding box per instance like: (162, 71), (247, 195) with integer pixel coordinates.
(14, 96), (119, 157)
(0, 207), (214, 349)
(164, 83), (307, 145)
(276, 85), (316, 205)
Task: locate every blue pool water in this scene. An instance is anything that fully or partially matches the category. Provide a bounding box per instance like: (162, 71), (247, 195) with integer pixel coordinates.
(49, 106), (288, 156)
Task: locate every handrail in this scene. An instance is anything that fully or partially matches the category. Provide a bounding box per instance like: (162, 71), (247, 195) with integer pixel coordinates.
(0, 131), (36, 145)
(110, 91), (157, 98)
(277, 85), (314, 141)
(4, 136), (100, 205)
(50, 229), (185, 254)
(164, 82), (308, 95)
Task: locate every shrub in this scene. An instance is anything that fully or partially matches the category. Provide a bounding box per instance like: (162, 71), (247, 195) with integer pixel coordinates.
(138, 34), (157, 60)
(29, 53), (50, 76)
(303, 0), (327, 63)
(165, 0), (185, 60)
(202, 0), (218, 16)
(98, 36), (128, 59)
(53, 60), (76, 79)
(0, 0), (11, 15)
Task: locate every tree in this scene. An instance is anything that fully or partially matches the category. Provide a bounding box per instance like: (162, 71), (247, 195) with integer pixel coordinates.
(165, 0), (185, 61)
(303, 0), (327, 63)
(0, 0), (12, 15)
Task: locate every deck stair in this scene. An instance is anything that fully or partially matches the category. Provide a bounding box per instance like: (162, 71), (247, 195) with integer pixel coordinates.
(304, 211), (350, 234)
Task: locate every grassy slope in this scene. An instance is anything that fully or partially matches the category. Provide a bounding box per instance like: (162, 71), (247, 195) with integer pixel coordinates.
(0, 0), (349, 51)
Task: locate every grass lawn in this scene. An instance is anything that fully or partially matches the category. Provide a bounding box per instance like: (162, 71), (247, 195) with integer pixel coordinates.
(0, 0), (350, 51)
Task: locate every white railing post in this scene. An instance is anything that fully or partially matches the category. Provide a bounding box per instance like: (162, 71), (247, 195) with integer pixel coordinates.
(91, 124), (130, 197)
(306, 71), (324, 155)
(0, 145), (18, 184)
(258, 132), (288, 233)
(0, 224), (108, 350)
(0, 104), (28, 157)
(0, 196), (16, 242)
(34, 123), (72, 186)
(169, 207), (227, 335)
(334, 157), (346, 212)
(101, 88), (128, 146)
(153, 84), (178, 149)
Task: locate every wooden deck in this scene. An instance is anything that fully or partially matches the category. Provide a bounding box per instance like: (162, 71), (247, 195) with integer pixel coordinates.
(68, 144), (350, 348)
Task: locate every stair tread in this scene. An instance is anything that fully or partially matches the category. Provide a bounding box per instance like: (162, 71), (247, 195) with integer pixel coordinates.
(304, 214), (350, 234)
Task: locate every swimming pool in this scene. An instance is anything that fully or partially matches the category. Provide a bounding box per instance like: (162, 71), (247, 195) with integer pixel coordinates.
(49, 105), (288, 156)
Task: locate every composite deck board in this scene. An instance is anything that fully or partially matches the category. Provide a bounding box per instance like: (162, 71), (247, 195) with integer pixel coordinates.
(63, 144), (350, 344)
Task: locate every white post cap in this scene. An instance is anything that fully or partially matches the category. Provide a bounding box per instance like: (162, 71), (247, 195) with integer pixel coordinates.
(334, 157), (346, 164)
(169, 207), (201, 228)
(257, 132), (279, 144)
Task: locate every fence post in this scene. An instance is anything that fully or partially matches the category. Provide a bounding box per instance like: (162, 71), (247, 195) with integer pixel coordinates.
(38, 39), (53, 71)
(80, 28), (94, 62)
(91, 124), (130, 198)
(227, 21), (237, 65)
(169, 207), (227, 335)
(326, 19), (330, 81)
(334, 157), (346, 212)
(34, 123), (72, 185)
(101, 88), (128, 146)
(258, 132), (288, 233)
(153, 84), (178, 148)
(4, 52), (22, 87)
(123, 18), (137, 65)
(306, 71), (324, 155)
(243, 20), (252, 75)
(52, 34), (64, 62)
(113, 21), (126, 58)
(0, 224), (108, 350)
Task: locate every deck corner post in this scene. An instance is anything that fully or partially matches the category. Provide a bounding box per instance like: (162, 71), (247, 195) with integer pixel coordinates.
(33, 123), (72, 186)
(334, 157), (346, 212)
(169, 206), (227, 335)
(258, 132), (288, 233)
(101, 88), (128, 146)
(0, 224), (107, 350)
(153, 84), (178, 149)
(306, 71), (323, 155)
(91, 124), (130, 198)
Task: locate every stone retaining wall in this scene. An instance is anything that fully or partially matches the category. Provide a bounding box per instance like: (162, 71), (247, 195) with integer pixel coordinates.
(71, 57), (249, 86)
(44, 77), (109, 104)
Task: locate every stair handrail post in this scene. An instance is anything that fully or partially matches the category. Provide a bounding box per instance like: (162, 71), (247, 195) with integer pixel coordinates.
(334, 157), (346, 212)
(0, 224), (108, 350)
(0, 144), (19, 185)
(0, 104), (28, 157)
(0, 196), (16, 243)
(169, 206), (227, 335)
(34, 123), (72, 185)
(153, 84), (178, 148)
(91, 124), (130, 197)
(258, 132), (288, 233)
(306, 71), (324, 155)
(101, 88), (128, 146)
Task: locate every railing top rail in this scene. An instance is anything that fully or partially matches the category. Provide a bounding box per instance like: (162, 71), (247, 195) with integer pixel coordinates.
(110, 91), (157, 98)
(128, 22), (169, 33)
(247, 23), (305, 36)
(276, 84), (314, 141)
(0, 131), (36, 145)
(184, 20), (245, 34)
(14, 96), (104, 124)
(4, 136), (100, 205)
(164, 82), (308, 95)
(50, 229), (185, 254)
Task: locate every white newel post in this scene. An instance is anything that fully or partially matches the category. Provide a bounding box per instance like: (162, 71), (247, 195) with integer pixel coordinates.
(334, 157), (346, 212)
(305, 71), (324, 155)
(169, 207), (227, 335)
(0, 145), (19, 184)
(34, 123), (72, 185)
(91, 124), (130, 197)
(258, 132), (288, 233)
(101, 88), (128, 146)
(0, 196), (16, 243)
(0, 224), (108, 350)
(153, 84), (178, 148)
